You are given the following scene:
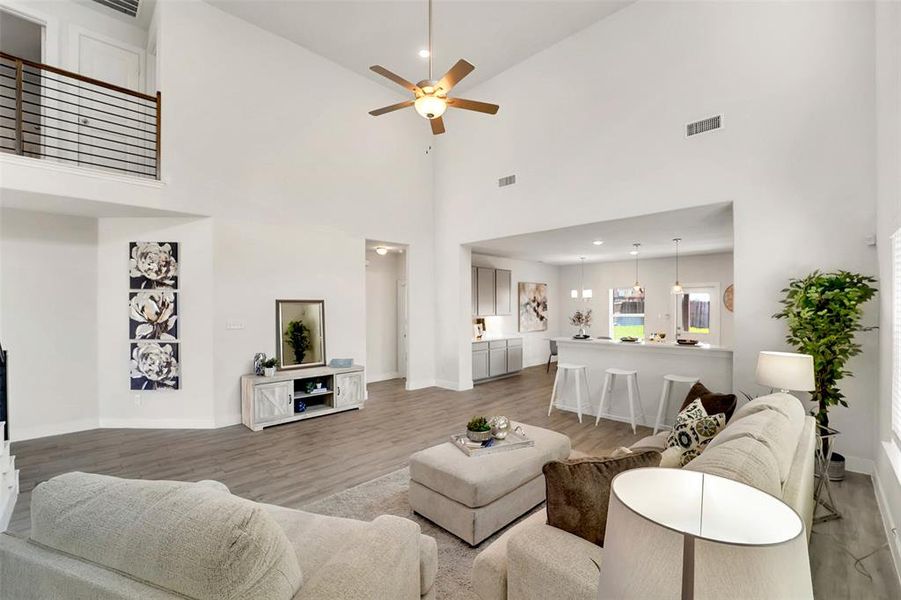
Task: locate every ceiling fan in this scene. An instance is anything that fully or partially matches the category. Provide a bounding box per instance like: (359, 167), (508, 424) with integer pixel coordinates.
(368, 0), (499, 135)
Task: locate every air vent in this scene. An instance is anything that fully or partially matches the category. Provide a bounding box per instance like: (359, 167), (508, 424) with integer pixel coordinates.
(91, 0), (139, 18)
(498, 174), (516, 188)
(686, 114), (723, 137)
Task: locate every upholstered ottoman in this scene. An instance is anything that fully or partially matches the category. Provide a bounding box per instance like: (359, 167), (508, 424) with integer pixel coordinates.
(409, 423), (571, 545)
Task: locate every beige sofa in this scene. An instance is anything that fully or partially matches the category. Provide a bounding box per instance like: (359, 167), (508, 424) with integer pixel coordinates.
(0, 472), (438, 600)
(472, 393), (816, 600)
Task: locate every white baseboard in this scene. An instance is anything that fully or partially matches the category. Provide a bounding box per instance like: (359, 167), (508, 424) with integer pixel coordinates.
(404, 378), (435, 390)
(367, 371), (401, 384)
(843, 455), (875, 475)
(872, 463), (901, 589)
(435, 378), (471, 391)
(10, 418), (98, 442)
(215, 415), (242, 428)
(97, 418), (217, 429)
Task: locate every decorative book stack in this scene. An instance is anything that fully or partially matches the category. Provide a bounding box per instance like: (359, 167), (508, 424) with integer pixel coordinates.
(0, 422), (18, 532)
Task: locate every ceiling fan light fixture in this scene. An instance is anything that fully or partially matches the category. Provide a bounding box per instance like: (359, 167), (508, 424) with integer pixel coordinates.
(414, 95), (447, 119)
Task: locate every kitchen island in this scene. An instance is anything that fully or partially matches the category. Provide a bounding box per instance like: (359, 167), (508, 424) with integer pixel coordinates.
(552, 337), (733, 430)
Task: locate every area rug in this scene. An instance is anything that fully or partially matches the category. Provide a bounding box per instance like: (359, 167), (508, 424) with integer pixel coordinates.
(302, 467), (544, 600)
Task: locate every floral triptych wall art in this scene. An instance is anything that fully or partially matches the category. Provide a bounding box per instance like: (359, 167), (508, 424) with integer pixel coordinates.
(129, 242), (180, 390)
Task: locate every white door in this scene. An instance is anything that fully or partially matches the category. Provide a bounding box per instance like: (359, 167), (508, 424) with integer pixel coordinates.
(335, 372), (364, 408)
(253, 382), (293, 423)
(673, 285), (721, 345)
(73, 32), (151, 175)
(396, 280), (407, 378)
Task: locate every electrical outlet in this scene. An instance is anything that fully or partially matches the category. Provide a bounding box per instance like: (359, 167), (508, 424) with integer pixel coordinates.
(133, 393), (142, 406)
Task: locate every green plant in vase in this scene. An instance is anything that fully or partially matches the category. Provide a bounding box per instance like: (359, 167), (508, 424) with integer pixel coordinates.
(466, 415), (492, 442)
(773, 271), (877, 429)
(285, 320), (311, 364)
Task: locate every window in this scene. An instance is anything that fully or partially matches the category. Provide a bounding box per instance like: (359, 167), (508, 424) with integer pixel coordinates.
(673, 285), (720, 345)
(892, 231), (901, 444)
(610, 288), (645, 339)
(680, 292), (711, 334)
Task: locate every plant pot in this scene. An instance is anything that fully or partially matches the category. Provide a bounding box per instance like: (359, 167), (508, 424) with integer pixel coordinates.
(467, 429), (492, 442)
(263, 367), (276, 377)
(828, 452), (846, 482)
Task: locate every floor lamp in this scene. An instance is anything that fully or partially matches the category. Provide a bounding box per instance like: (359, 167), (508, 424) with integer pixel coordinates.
(597, 468), (813, 600)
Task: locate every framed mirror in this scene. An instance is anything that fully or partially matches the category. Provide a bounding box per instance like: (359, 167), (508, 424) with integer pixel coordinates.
(276, 299), (326, 370)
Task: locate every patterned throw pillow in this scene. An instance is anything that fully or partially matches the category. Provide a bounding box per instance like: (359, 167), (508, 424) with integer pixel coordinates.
(666, 398), (727, 466)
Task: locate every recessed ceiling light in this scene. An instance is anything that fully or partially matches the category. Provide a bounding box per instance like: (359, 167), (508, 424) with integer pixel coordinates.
(592, 240), (604, 246)
(375, 247), (389, 255)
(418, 49), (430, 58)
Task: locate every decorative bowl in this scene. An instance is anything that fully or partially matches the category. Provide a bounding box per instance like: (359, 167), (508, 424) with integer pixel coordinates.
(620, 336), (639, 343)
(677, 339), (699, 346)
(466, 429), (493, 442)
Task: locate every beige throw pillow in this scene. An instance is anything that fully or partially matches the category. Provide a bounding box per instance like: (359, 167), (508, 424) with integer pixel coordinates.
(666, 398), (727, 466)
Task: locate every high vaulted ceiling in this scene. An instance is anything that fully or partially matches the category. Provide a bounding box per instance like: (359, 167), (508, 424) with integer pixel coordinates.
(205, 1), (633, 94)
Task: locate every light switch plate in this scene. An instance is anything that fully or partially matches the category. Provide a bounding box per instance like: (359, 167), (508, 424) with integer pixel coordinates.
(226, 319), (245, 330)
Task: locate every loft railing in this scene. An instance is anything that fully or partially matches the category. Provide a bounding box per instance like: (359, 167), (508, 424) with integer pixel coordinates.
(0, 51), (160, 180)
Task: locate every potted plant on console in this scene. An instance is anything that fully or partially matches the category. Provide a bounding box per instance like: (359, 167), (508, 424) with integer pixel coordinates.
(467, 416), (493, 442)
(261, 357), (278, 377)
(774, 270), (877, 480)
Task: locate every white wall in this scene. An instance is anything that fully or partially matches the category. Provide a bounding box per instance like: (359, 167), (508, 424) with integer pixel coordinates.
(96, 217), (215, 428)
(874, 0), (901, 578)
(0, 208), (98, 440)
(366, 249), (404, 382)
(558, 253), (734, 349)
(434, 0), (879, 463)
(471, 253), (561, 369)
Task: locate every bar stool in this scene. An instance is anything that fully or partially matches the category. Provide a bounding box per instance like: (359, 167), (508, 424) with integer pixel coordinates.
(595, 368), (645, 433)
(653, 374), (700, 434)
(548, 363), (589, 423)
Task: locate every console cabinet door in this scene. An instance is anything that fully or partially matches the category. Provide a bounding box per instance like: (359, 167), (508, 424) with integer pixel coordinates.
(476, 268), (496, 316)
(495, 269), (512, 316)
(335, 372), (364, 407)
(254, 382), (293, 423)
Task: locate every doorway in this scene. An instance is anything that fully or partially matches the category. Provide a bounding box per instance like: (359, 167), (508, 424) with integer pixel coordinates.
(365, 241), (408, 383)
(0, 9), (44, 158)
(673, 284), (721, 345)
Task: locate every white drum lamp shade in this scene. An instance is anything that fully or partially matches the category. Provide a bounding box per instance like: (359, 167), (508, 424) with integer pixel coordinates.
(597, 468), (812, 600)
(756, 351), (816, 392)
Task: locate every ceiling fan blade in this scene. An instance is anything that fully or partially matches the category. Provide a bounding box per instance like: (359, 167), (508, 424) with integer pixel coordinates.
(430, 116), (446, 135)
(370, 65), (421, 93)
(436, 59), (475, 93)
(369, 100), (414, 116)
(447, 98), (499, 115)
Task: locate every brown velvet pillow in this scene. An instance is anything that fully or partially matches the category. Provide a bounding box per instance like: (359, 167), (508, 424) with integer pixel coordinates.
(680, 382), (737, 422)
(543, 450), (661, 546)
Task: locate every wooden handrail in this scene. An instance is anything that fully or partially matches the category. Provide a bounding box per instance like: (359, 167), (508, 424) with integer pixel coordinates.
(0, 51), (157, 102)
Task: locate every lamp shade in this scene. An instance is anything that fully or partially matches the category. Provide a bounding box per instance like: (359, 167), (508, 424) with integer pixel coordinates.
(597, 468), (812, 600)
(756, 351), (815, 392)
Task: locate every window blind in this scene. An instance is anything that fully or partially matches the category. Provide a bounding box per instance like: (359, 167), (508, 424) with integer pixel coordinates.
(892, 230), (901, 443)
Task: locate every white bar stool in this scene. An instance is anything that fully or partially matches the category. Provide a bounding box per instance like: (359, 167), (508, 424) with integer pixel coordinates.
(548, 363), (589, 423)
(653, 374), (700, 434)
(595, 368), (645, 434)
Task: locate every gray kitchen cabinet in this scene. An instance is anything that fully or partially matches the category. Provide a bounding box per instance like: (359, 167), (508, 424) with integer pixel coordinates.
(476, 268), (496, 316)
(472, 267), (513, 316)
(472, 348), (489, 380)
(489, 347), (507, 377)
(507, 345), (523, 372)
(495, 269), (512, 315)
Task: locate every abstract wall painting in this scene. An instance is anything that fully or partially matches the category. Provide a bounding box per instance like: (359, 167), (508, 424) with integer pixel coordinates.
(519, 282), (549, 332)
(130, 242), (180, 390)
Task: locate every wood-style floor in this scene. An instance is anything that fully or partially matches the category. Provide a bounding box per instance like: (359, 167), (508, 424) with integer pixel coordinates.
(8, 365), (901, 598)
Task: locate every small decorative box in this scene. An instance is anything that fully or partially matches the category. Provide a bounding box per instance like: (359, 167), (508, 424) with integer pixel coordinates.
(328, 358), (354, 368)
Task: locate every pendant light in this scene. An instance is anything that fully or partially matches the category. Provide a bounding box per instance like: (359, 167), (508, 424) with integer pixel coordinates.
(631, 244), (642, 293)
(571, 257), (593, 300)
(671, 237), (684, 294)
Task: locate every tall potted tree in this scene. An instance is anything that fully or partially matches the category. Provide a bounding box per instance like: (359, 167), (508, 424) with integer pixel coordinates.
(773, 270), (877, 479)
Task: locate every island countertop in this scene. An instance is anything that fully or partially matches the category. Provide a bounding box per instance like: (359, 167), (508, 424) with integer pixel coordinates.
(553, 337), (733, 357)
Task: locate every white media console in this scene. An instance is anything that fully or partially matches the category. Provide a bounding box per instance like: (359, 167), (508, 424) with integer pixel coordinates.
(241, 364), (365, 431)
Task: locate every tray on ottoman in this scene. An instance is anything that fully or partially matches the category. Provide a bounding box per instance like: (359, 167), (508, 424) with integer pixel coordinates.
(450, 428), (534, 457)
